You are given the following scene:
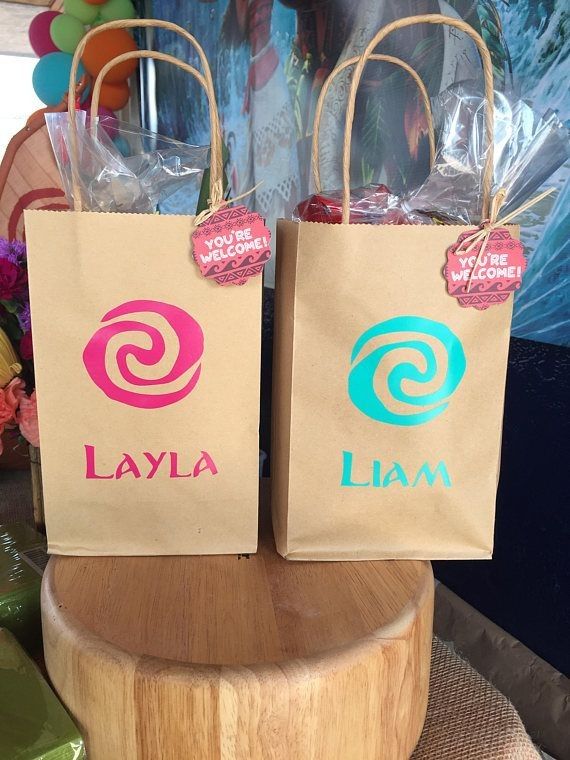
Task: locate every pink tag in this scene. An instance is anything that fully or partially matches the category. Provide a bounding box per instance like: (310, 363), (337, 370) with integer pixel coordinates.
(192, 205), (271, 286)
(444, 227), (526, 310)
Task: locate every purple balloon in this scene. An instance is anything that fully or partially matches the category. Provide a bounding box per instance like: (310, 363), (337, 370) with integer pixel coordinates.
(29, 11), (60, 57)
(97, 106), (119, 140)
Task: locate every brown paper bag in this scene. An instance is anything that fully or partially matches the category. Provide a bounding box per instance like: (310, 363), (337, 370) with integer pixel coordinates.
(24, 22), (261, 556)
(272, 15), (515, 560)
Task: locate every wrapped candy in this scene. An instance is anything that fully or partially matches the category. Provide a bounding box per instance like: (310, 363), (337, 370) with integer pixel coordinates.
(296, 85), (568, 227)
(294, 184), (432, 225)
(46, 111), (210, 214)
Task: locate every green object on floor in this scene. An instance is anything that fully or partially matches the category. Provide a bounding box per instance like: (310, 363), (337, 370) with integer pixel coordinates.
(0, 628), (85, 759)
(0, 523), (47, 653)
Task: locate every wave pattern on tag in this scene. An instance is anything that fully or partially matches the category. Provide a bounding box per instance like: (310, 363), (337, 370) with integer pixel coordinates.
(445, 228), (526, 310)
(192, 205), (271, 286)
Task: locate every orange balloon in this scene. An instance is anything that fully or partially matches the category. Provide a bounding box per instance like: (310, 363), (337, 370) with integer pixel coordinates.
(82, 29), (138, 84)
(97, 80), (130, 110)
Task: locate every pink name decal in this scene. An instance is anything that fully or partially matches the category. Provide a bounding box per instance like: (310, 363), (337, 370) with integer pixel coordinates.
(83, 300), (204, 408)
(84, 445), (218, 480)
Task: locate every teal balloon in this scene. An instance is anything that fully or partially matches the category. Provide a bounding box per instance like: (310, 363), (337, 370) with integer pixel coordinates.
(112, 136), (131, 156)
(63, 0), (99, 25)
(32, 53), (87, 107)
(99, 0), (136, 21)
(50, 13), (85, 54)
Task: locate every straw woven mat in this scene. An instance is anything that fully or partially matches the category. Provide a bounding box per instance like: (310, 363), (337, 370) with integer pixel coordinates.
(413, 637), (539, 759)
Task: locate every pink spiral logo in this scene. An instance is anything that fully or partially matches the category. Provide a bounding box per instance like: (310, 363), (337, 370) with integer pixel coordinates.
(83, 300), (204, 409)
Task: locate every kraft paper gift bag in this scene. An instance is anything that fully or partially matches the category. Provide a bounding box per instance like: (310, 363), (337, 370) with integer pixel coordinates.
(272, 15), (517, 560)
(24, 22), (264, 556)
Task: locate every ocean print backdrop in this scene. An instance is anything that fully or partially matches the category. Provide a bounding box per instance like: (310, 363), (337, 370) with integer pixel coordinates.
(497, 1), (568, 346)
(143, 0), (569, 346)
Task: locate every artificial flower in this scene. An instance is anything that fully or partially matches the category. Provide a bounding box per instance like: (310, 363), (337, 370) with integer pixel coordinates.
(0, 327), (22, 386)
(19, 331), (33, 361)
(0, 257), (27, 300)
(0, 377), (23, 426)
(17, 390), (39, 448)
(17, 302), (31, 334)
(0, 238), (26, 265)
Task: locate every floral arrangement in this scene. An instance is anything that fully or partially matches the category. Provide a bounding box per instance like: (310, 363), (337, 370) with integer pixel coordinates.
(0, 238), (38, 456)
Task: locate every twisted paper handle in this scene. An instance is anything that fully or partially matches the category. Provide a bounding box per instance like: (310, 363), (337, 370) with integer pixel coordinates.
(342, 14), (496, 223)
(311, 53), (436, 193)
(193, 181), (263, 227)
(68, 19), (222, 213)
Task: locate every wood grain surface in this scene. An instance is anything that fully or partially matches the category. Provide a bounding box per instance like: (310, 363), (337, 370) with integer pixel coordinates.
(42, 487), (434, 759)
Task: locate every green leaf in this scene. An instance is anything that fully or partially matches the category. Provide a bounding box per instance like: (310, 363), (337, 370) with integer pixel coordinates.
(360, 157), (374, 187)
(474, 1), (509, 84)
(428, 1), (508, 86)
(359, 65), (411, 188)
(0, 299), (18, 315)
(359, 69), (402, 183)
(196, 140), (230, 215)
(360, 97), (385, 177)
(0, 312), (22, 343)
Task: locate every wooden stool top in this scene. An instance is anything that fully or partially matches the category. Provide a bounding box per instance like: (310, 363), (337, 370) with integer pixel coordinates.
(44, 492), (432, 668)
(42, 486), (433, 758)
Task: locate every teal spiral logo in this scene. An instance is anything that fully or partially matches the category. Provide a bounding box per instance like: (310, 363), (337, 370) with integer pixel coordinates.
(348, 316), (466, 426)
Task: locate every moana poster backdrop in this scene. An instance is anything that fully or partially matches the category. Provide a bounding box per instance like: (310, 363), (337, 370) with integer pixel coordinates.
(142, 0), (568, 347)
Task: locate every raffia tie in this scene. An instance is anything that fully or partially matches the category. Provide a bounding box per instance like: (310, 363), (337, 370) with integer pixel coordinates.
(193, 180), (263, 227)
(455, 187), (555, 293)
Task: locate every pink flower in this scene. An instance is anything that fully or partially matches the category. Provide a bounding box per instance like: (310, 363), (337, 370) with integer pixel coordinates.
(17, 390), (40, 448)
(0, 258), (27, 300)
(0, 377), (23, 425)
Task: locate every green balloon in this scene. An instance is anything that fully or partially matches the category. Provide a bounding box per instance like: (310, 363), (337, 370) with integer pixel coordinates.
(50, 14), (85, 54)
(63, 0), (99, 25)
(100, 0), (136, 22)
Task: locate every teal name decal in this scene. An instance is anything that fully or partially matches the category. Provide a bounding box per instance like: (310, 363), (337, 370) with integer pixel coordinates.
(348, 316), (466, 426)
(340, 451), (451, 488)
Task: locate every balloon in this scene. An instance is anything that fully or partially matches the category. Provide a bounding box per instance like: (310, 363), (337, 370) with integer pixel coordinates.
(82, 29), (138, 84)
(97, 80), (130, 110)
(63, 0), (99, 25)
(32, 52), (87, 107)
(99, 0), (136, 22)
(78, 100), (119, 139)
(97, 106), (119, 140)
(84, 0), (109, 5)
(28, 11), (60, 57)
(50, 14), (85, 54)
(113, 136), (131, 156)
